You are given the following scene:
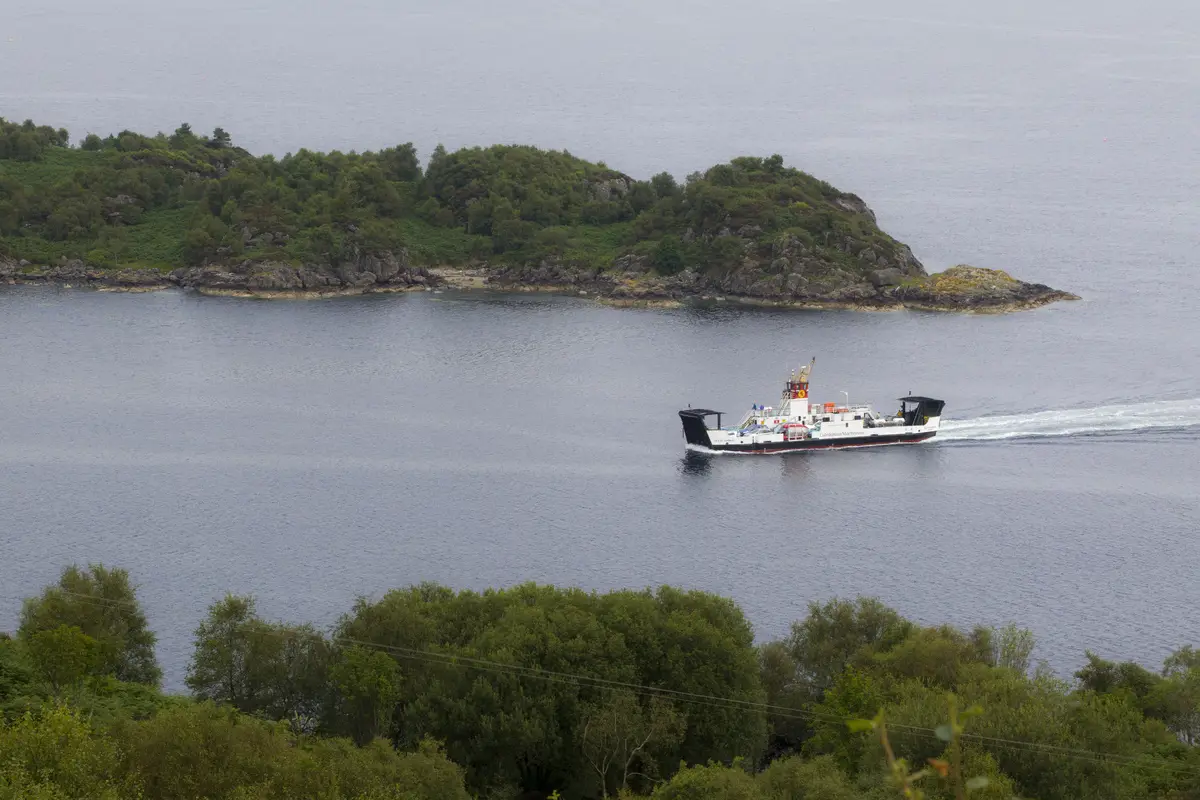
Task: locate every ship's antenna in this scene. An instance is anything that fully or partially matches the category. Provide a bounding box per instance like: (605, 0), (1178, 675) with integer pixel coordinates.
(841, 390), (849, 407)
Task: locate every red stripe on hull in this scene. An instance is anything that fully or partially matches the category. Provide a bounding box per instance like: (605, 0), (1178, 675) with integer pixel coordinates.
(702, 433), (936, 454)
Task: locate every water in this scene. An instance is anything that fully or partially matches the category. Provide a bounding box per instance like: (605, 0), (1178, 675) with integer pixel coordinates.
(2, 0), (1199, 688)
(0, 288), (1196, 688)
(940, 400), (1200, 442)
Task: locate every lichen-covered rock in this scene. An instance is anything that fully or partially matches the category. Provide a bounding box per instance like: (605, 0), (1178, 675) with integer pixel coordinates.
(889, 265), (1080, 311)
(105, 268), (166, 287)
(832, 193), (877, 224)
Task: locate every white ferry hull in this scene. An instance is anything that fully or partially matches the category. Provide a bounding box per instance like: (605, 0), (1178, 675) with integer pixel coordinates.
(679, 410), (941, 453)
(679, 417), (935, 453)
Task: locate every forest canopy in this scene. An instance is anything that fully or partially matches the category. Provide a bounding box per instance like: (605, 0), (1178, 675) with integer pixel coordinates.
(4, 564), (1200, 799)
(0, 117), (911, 278)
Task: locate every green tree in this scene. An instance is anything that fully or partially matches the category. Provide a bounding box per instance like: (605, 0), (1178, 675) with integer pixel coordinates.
(533, 226), (571, 256)
(210, 127), (233, 148)
(871, 625), (992, 688)
(650, 171), (679, 199)
(427, 143), (448, 172)
(629, 180), (657, 214)
(0, 114), (926, 287)
(116, 701), (471, 800)
(14, 132), (42, 161)
(1150, 648), (1200, 745)
(378, 143), (421, 182)
(651, 760), (760, 800)
(186, 594), (330, 727)
(758, 640), (809, 757)
(493, 218), (537, 253)
(991, 623), (1035, 674)
(879, 671), (1153, 800)
(0, 634), (36, 709)
(186, 594), (259, 707)
(1075, 650), (1161, 705)
(1164, 645), (1200, 676)
(652, 236), (685, 274)
(18, 564), (160, 686)
(786, 598), (913, 701)
(755, 755), (856, 800)
(706, 235), (747, 270)
(338, 583), (766, 798)
(802, 666), (885, 771)
(183, 224), (217, 264)
(578, 691), (685, 797)
(0, 200), (20, 236)
(329, 644), (402, 745)
(25, 625), (101, 691)
(0, 704), (133, 799)
(169, 122), (196, 149)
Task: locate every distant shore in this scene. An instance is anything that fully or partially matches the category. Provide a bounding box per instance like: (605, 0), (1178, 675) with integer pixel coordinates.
(2, 259), (1078, 313)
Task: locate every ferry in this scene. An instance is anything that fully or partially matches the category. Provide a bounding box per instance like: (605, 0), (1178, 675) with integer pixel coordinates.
(678, 359), (945, 453)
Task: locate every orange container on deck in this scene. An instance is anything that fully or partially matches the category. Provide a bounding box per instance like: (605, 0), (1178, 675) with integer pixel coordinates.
(823, 402), (836, 412)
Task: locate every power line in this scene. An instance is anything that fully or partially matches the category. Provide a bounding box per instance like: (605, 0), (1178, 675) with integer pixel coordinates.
(8, 588), (1200, 778)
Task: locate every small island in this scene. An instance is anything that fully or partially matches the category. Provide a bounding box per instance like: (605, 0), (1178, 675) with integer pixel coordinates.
(0, 118), (1076, 311)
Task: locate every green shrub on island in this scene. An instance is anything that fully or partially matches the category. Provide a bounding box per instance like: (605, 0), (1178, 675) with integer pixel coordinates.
(0, 117), (914, 279)
(4, 564), (1200, 799)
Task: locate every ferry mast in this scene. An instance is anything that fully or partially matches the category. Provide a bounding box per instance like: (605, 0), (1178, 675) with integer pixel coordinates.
(785, 357), (814, 403)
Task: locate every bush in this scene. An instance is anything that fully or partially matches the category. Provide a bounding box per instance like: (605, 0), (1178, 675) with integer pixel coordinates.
(652, 237), (685, 275)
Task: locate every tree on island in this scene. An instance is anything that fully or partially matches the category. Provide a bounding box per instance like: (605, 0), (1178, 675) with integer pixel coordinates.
(208, 126), (232, 149)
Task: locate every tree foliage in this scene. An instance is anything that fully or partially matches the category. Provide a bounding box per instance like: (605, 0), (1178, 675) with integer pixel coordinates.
(186, 594), (331, 729)
(786, 597), (914, 701)
(328, 645), (402, 746)
(18, 564), (160, 686)
(0, 704), (132, 799)
(0, 702), (470, 800)
(25, 624), (101, 691)
(0, 118), (69, 162)
(579, 691), (685, 797)
(6, 565), (1200, 800)
(1, 117), (910, 278)
(336, 582), (768, 797)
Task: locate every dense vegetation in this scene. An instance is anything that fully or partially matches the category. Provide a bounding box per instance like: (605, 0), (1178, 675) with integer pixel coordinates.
(4, 564), (1200, 799)
(0, 116), (914, 277)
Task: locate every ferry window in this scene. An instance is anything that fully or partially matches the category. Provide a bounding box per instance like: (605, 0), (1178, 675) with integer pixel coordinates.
(822, 416), (831, 422)
(854, 415), (862, 420)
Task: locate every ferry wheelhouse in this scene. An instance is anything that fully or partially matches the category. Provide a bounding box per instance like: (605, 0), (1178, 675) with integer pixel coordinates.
(678, 359), (945, 453)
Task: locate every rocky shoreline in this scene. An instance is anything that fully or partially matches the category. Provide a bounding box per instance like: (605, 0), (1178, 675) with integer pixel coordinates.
(0, 253), (1078, 313)
(477, 259), (1078, 313)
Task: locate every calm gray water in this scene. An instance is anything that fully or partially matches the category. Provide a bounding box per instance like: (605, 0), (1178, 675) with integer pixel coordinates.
(3, 0), (1199, 688)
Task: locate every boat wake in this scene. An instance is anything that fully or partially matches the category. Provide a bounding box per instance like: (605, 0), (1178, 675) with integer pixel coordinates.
(938, 398), (1200, 442)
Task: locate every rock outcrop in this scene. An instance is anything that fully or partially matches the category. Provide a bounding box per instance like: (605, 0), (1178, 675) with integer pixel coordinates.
(168, 250), (432, 296)
(482, 254), (1075, 313)
(887, 265), (1080, 311)
(1, 251), (437, 297)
